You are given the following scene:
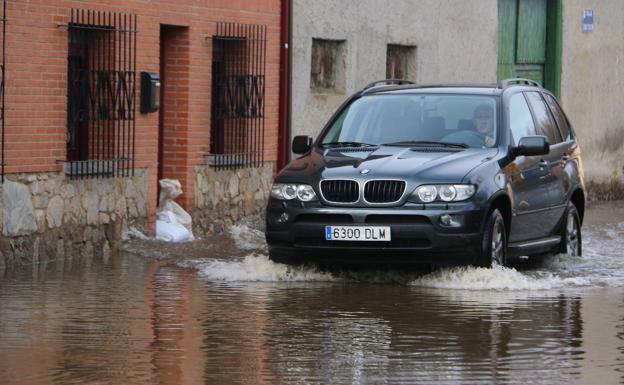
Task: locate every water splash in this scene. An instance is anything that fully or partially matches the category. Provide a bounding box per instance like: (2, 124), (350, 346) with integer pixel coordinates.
(228, 224), (267, 251)
(180, 255), (572, 290)
(122, 226), (151, 241)
(180, 254), (338, 282)
(410, 265), (566, 290)
(180, 216), (624, 290)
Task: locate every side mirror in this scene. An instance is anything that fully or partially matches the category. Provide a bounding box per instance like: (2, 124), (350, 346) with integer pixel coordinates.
(513, 135), (550, 157)
(292, 135), (313, 154)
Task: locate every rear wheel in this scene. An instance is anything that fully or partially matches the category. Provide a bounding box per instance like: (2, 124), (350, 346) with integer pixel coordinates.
(477, 209), (507, 268)
(559, 202), (582, 256)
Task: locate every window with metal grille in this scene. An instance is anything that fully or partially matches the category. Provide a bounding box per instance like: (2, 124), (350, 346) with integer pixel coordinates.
(0, 0), (6, 182)
(66, 9), (137, 179)
(209, 22), (266, 169)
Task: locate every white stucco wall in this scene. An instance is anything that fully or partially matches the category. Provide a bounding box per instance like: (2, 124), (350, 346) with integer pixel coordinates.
(291, 0), (499, 142)
(291, 0), (623, 184)
(560, 1), (624, 182)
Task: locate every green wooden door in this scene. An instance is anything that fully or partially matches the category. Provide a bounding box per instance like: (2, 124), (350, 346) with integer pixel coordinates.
(498, 0), (562, 96)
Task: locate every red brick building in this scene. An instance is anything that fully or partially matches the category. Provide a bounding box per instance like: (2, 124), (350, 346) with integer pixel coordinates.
(0, 0), (284, 266)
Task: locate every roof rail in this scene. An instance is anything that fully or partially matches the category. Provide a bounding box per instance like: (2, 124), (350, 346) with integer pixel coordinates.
(498, 78), (542, 89)
(361, 79), (415, 93)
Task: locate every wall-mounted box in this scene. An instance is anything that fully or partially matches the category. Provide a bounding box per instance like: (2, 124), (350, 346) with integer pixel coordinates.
(140, 72), (160, 113)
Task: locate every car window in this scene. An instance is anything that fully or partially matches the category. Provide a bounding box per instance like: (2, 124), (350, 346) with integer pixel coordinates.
(320, 94), (498, 148)
(524, 91), (562, 144)
(508, 93), (536, 145)
(543, 93), (571, 141)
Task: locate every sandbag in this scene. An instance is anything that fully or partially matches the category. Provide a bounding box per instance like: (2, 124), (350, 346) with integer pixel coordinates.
(155, 179), (195, 242)
(156, 220), (193, 242)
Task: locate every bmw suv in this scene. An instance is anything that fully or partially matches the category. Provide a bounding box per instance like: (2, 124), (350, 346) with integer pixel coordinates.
(266, 79), (585, 267)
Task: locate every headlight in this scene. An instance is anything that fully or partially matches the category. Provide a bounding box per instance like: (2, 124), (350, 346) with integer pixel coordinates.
(411, 184), (476, 203)
(271, 183), (318, 201)
(282, 184), (298, 200)
(417, 185), (437, 203)
(296, 185), (317, 202)
(438, 185), (456, 202)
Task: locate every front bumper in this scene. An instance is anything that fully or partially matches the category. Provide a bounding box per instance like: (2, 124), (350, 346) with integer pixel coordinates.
(265, 199), (487, 265)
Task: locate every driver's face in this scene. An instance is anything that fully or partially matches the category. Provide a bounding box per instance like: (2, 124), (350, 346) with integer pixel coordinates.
(473, 111), (493, 135)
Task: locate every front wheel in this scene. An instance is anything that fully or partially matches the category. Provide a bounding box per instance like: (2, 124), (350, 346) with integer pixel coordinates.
(477, 209), (507, 268)
(559, 202), (582, 256)
(268, 247), (304, 265)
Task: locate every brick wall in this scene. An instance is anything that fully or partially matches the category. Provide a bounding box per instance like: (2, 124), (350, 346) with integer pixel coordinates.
(3, 0), (281, 234)
(160, 25), (192, 208)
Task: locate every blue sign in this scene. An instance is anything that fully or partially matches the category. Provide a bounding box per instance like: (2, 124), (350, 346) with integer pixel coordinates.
(583, 9), (594, 33)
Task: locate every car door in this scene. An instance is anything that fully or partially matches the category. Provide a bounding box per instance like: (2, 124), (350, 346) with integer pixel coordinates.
(505, 92), (554, 242)
(543, 92), (576, 218)
(523, 91), (566, 234)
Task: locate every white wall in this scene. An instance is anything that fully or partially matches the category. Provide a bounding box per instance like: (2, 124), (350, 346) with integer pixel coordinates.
(291, 0), (499, 141)
(291, 0), (623, 184)
(560, 0), (624, 182)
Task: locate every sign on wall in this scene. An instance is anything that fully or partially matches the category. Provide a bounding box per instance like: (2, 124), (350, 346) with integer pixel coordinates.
(582, 9), (594, 33)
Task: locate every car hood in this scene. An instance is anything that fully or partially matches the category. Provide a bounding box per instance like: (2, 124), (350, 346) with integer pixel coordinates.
(278, 146), (499, 184)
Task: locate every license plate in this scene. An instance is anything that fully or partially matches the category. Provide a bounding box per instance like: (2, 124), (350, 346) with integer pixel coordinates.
(325, 226), (391, 241)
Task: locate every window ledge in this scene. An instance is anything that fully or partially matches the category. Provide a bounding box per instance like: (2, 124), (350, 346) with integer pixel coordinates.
(59, 159), (133, 179)
(205, 152), (261, 169)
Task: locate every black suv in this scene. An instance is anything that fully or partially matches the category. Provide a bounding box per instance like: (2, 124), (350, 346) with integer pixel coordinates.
(266, 79), (585, 267)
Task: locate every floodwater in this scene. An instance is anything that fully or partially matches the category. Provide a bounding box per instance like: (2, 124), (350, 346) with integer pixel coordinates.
(1, 203), (624, 385)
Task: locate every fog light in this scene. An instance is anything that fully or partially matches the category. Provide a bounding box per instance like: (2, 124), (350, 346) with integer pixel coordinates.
(277, 212), (289, 223)
(440, 214), (453, 226)
(439, 214), (462, 227)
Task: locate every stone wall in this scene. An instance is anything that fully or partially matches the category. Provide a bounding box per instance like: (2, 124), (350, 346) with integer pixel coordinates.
(0, 171), (149, 268)
(193, 164), (274, 236)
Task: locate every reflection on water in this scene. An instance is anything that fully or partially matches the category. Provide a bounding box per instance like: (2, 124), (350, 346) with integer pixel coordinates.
(0, 204), (623, 384)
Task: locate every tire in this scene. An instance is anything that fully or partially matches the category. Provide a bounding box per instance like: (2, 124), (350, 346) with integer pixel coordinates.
(558, 202), (582, 257)
(477, 208), (507, 268)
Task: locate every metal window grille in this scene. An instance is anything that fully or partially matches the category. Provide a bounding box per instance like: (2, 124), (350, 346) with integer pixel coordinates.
(209, 22), (266, 169)
(66, 9), (137, 179)
(1, 0), (6, 182)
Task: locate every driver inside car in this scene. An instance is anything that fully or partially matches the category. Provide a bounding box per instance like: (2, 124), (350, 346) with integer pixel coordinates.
(472, 104), (495, 147)
(442, 103), (495, 147)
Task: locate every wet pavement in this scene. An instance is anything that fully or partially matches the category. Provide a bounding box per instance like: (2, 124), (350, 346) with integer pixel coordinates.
(1, 202), (624, 385)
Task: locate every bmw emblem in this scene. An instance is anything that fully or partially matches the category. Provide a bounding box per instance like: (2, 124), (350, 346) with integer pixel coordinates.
(360, 169), (370, 175)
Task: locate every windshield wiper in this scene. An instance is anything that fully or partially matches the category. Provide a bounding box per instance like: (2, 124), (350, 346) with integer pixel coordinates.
(381, 140), (468, 148)
(321, 141), (378, 148)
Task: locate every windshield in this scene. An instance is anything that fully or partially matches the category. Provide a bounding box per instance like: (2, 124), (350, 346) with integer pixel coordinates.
(320, 94), (498, 148)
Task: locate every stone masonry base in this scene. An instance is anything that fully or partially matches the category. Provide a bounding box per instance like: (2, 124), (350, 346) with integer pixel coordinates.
(0, 170), (149, 269)
(193, 163), (274, 236)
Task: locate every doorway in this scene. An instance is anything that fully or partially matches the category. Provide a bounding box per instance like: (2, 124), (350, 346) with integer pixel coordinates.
(497, 0), (562, 96)
(158, 25), (190, 205)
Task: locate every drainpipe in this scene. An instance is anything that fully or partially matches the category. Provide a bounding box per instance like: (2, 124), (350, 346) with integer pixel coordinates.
(278, 0), (291, 170)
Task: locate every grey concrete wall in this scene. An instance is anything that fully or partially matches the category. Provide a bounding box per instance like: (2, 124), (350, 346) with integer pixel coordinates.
(560, 1), (624, 183)
(291, 0), (499, 141)
(292, 0), (623, 187)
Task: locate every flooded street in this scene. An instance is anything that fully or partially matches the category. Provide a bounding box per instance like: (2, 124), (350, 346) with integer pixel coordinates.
(1, 203), (624, 385)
